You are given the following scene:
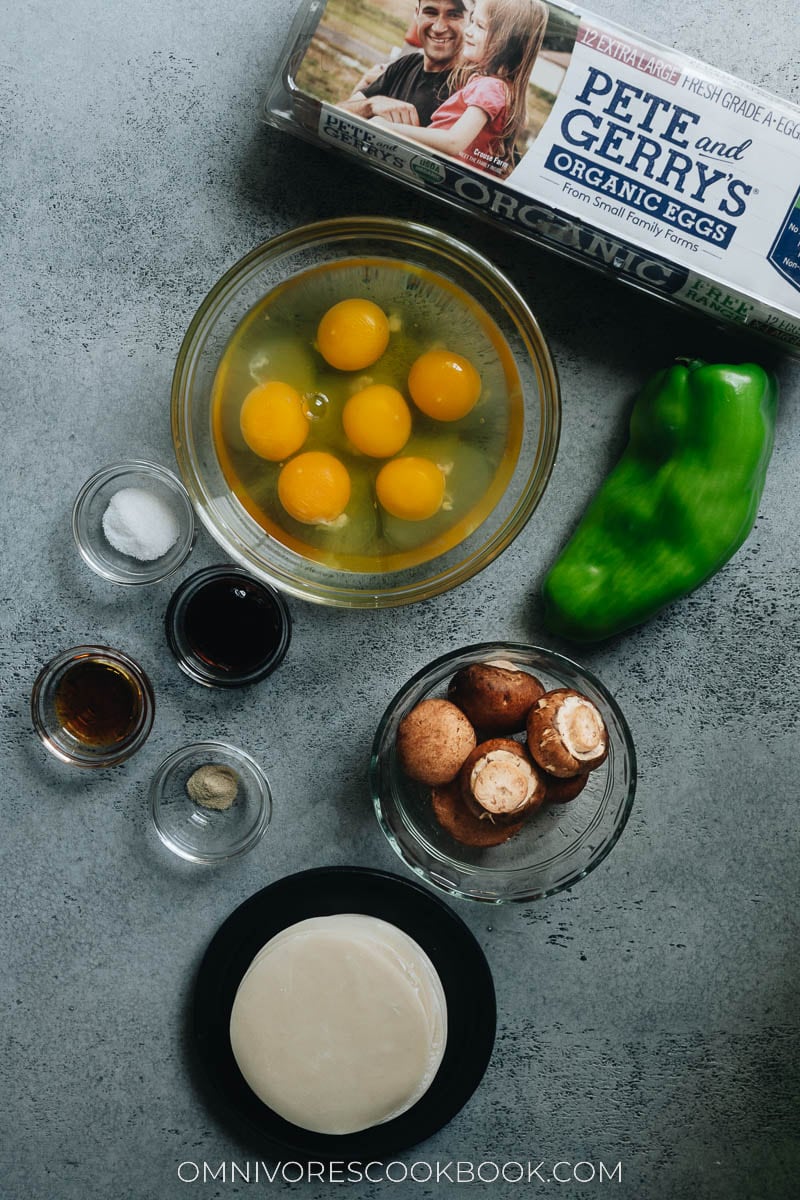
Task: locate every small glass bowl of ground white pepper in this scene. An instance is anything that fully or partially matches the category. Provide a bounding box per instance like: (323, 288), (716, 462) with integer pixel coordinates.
(72, 460), (196, 585)
(149, 741), (272, 864)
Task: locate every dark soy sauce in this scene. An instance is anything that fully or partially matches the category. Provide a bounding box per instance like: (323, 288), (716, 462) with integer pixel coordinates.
(182, 577), (284, 675)
(166, 566), (291, 687)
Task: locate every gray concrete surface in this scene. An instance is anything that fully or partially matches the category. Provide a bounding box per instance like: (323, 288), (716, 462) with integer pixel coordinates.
(2, 1), (798, 1197)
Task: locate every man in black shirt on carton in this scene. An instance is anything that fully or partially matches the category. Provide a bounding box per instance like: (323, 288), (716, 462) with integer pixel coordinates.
(338, 0), (469, 128)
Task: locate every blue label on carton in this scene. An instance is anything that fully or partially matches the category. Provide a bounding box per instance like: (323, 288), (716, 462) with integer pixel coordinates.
(768, 189), (800, 292)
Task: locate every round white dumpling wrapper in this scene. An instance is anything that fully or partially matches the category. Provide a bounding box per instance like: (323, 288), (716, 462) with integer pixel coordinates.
(229, 914), (447, 1135)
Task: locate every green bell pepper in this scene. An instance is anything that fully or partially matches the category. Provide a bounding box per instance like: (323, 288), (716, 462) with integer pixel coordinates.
(542, 359), (778, 642)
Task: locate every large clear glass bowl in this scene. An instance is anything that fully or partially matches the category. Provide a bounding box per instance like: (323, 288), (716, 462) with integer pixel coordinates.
(371, 643), (636, 903)
(172, 217), (560, 608)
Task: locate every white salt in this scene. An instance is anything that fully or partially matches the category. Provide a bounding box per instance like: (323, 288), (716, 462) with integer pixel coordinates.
(102, 486), (181, 561)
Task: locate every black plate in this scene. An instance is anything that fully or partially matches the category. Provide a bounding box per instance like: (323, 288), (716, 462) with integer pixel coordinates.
(194, 866), (496, 1158)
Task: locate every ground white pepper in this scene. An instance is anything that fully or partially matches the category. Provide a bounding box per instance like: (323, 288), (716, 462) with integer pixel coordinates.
(186, 763), (239, 811)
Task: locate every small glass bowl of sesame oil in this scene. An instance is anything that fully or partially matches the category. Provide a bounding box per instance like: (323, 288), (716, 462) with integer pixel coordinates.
(31, 645), (155, 767)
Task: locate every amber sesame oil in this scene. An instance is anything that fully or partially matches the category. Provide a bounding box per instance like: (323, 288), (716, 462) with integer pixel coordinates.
(211, 258), (523, 572)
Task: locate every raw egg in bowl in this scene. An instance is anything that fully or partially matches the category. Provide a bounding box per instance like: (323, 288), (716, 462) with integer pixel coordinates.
(172, 217), (560, 608)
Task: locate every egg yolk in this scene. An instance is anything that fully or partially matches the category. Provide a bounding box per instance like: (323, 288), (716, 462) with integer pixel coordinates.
(376, 456), (445, 521)
(408, 349), (481, 421)
(239, 381), (309, 461)
(317, 298), (390, 371)
(342, 384), (412, 458)
(278, 451), (351, 525)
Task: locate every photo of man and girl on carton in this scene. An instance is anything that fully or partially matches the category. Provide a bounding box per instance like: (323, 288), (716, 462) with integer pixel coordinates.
(294, 0), (579, 180)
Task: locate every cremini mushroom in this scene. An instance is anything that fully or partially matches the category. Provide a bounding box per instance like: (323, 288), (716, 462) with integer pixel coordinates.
(431, 780), (525, 847)
(545, 772), (590, 804)
(526, 689), (608, 778)
(396, 698), (477, 786)
(447, 661), (544, 734)
(459, 737), (545, 821)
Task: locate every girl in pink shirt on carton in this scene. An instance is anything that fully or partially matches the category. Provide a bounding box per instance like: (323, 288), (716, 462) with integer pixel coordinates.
(376, 0), (548, 178)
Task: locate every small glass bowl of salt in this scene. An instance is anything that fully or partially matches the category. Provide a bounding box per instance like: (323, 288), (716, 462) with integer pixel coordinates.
(73, 460), (196, 585)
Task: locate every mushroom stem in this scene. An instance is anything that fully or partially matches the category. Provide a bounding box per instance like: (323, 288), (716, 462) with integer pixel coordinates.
(460, 738), (545, 821)
(470, 750), (536, 814)
(555, 695), (605, 760)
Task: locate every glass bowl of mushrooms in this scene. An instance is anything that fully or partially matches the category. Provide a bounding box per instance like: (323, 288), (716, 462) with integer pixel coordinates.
(370, 643), (636, 904)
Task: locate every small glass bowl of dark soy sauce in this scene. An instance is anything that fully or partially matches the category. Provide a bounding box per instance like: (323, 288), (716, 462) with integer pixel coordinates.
(31, 645), (156, 767)
(165, 565), (291, 687)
